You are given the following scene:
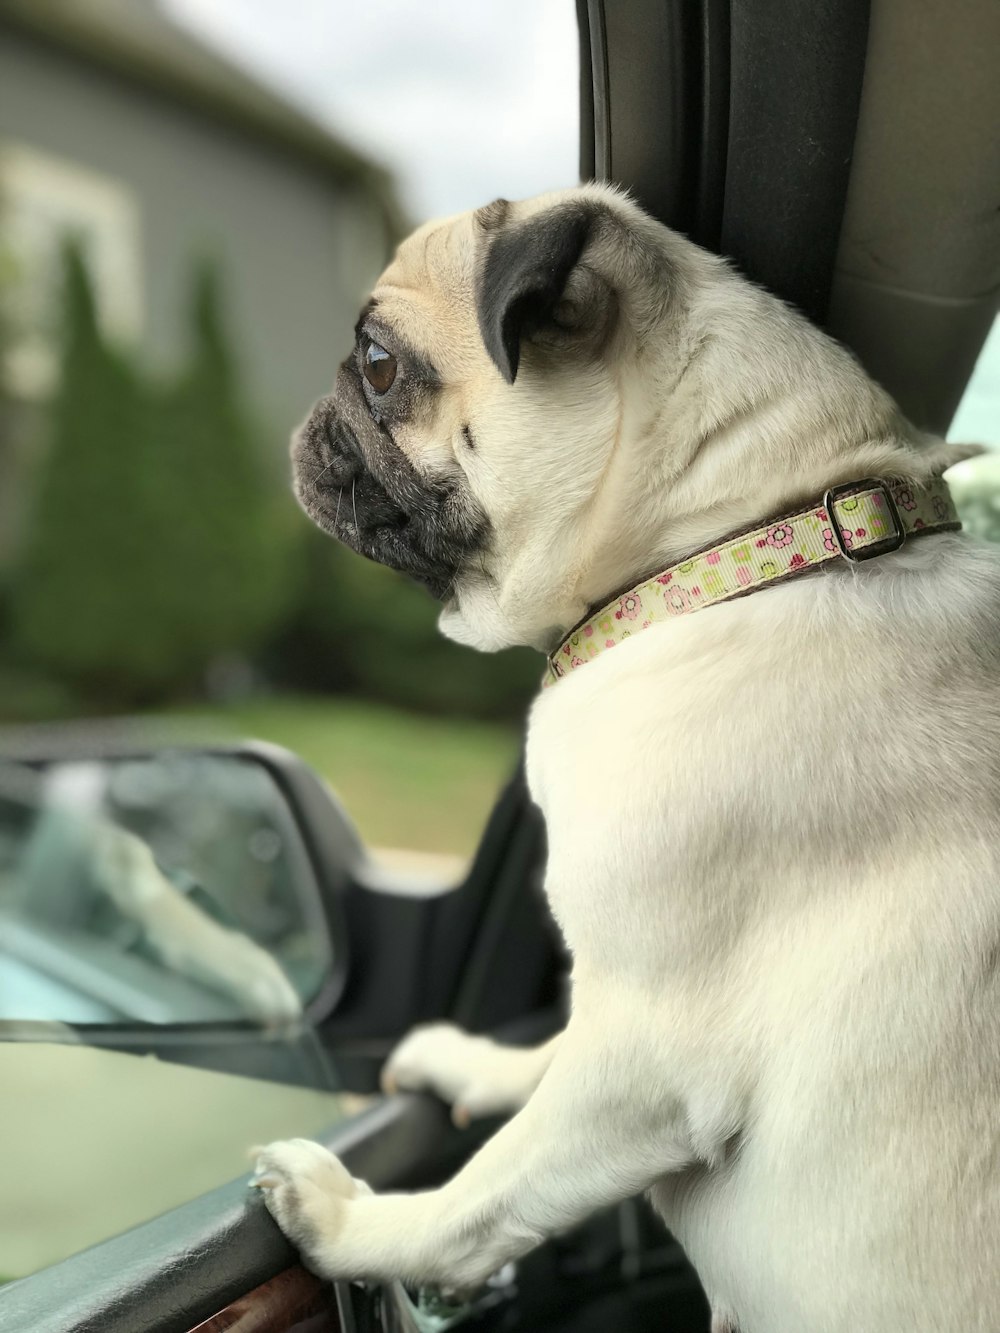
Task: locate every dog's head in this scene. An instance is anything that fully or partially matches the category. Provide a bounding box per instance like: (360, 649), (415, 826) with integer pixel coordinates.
(292, 183), (914, 652)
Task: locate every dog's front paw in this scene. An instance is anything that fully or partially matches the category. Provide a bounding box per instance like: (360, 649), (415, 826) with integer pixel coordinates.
(382, 1023), (516, 1126)
(211, 931), (302, 1024)
(251, 1138), (366, 1275)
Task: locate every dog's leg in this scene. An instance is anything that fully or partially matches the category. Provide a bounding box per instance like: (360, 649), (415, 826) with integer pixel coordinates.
(380, 1023), (560, 1125)
(253, 1017), (703, 1291)
(86, 822), (301, 1022)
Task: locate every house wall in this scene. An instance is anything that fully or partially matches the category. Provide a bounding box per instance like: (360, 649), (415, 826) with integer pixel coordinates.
(0, 26), (387, 443)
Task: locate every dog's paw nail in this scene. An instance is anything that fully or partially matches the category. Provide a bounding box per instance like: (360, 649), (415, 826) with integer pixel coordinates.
(452, 1103), (471, 1129)
(380, 1069), (398, 1095)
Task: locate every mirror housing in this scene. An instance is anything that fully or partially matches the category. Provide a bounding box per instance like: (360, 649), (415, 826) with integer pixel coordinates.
(0, 726), (359, 1082)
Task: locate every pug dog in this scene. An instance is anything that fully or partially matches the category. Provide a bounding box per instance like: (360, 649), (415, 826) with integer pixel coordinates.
(252, 185), (1000, 1332)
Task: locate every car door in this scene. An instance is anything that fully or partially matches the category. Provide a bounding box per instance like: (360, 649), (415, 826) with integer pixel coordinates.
(0, 733), (561, 1332)
(0, 728), (709, 1333)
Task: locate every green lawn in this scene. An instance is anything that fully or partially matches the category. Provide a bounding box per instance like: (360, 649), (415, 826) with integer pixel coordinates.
(162, 695), (523, 859)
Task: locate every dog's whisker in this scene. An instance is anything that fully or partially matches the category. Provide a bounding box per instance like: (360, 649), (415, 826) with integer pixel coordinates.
(351, 478), (359, 533)
(334, 486), (343, 529)
(308, 458), (338, 486)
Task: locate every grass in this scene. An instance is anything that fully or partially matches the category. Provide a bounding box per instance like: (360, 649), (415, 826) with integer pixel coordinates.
(160, 694), (523, 859)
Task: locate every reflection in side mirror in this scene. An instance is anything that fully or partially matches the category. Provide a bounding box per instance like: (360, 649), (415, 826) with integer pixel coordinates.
(0, 750), (340, 1027)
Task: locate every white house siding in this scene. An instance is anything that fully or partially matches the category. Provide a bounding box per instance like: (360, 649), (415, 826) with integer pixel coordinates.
(0, 25), (388, 443)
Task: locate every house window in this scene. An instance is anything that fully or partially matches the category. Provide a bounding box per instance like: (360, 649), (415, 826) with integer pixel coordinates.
(0, 140), (143, 397)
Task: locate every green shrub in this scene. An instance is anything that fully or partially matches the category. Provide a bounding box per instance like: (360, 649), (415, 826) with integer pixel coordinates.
(10, 241), (167, 701)
(141, 257), (296, 678)
(9, 243), (294, 706)
(272, 525), (541, 719)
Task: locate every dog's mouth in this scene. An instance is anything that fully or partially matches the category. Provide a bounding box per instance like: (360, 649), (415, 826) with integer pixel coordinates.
(292, 395), (482, 601)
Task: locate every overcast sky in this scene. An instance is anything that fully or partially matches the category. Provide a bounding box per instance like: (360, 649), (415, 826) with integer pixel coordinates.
(159, 0), (999, 444)
(161, 0), (580, 224)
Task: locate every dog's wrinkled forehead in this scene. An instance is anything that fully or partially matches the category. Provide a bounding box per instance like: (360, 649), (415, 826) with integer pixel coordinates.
(367, 210), (487, 382)
(369, 193), (605, 386)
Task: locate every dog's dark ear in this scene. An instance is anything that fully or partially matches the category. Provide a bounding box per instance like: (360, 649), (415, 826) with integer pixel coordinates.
(475, 202), (598, 385)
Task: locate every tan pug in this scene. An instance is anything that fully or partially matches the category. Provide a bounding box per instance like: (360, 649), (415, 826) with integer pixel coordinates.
(253, 185), (1000, 1333)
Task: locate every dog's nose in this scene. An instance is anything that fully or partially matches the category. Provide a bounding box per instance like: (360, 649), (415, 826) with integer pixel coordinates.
(315, 451), (359, 494)
(312, 405), (363, 491)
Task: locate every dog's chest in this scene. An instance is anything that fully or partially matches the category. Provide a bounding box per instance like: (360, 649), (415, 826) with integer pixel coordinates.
(523, 645), (737, 969)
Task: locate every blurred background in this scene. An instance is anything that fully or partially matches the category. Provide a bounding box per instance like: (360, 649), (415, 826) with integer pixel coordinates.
(0, 0), (998, 871)
(0, 2), (584, 1277)
(0, 0), (579, 873)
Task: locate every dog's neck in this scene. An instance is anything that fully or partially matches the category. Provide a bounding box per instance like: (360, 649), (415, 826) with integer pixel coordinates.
(545, 473), (960, 685)
(439, 252), (968, 656)
(562, 299), (911, 630)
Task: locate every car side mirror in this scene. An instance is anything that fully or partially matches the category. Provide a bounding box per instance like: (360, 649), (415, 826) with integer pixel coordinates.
(0, 738), (356, 1031)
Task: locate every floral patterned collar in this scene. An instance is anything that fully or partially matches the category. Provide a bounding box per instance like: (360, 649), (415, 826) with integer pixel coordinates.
(546, 475), (960, 687)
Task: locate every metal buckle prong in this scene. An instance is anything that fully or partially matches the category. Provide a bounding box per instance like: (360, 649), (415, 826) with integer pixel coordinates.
(822, 478), (905, 563)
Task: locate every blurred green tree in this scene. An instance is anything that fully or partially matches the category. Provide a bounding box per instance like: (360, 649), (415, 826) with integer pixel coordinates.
(272, 525), (540, 718)
(0, 212), (15, 652)
(10, 243), (293, 704)
(0, 212), (15, 563)
(142, 256), (295, 685)
(10, 240), (164, 701)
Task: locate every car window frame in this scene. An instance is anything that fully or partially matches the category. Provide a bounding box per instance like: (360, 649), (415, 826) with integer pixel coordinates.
(0, 738), (359, 1041)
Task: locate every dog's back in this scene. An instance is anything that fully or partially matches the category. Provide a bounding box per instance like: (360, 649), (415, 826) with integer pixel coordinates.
(541, 531), (1000, 1331)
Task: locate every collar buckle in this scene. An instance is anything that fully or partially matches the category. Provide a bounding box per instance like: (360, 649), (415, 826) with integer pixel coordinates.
(823, 478), (905, 563)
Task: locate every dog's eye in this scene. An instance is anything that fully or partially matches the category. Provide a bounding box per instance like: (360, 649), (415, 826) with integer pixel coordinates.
(363, 341), (397, 394)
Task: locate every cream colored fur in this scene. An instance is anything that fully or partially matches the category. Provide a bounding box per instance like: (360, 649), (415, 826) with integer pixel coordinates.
(254, 184), (1000, 1331)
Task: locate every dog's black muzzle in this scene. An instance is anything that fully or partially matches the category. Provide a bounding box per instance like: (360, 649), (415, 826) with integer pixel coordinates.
(292, 393), (474, 600)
